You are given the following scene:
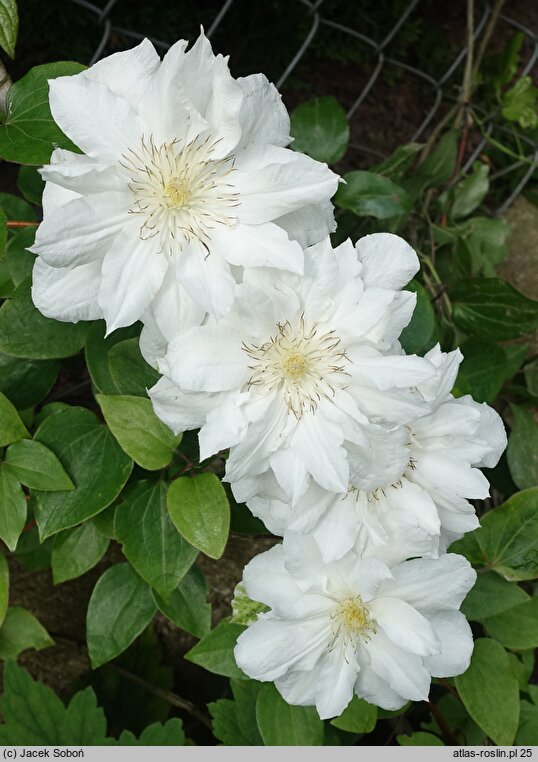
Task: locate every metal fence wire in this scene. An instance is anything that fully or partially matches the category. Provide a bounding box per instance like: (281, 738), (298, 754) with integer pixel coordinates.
(66, 0), (538, 214)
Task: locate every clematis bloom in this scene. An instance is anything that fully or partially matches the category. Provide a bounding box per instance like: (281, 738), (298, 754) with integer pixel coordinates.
(31, 33), (339, 332)
(234, 534), (476, 719)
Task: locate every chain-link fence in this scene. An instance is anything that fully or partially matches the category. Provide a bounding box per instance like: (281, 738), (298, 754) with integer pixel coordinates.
(66, 0), (538, 213)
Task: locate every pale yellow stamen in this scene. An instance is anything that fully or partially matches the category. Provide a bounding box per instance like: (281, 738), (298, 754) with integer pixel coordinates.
(164, 177), (191, 208)
(281, 352), (308, 381)
(330, 595), (376, 651)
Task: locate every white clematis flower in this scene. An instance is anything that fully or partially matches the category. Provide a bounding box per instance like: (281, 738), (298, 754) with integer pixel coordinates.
(234, 345), (506, 561)
(149, 234), (437, 494)
(31, 33), (339, 332)
(234, 534), (476, 719)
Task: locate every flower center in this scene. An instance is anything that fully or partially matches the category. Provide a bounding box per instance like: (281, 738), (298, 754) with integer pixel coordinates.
(330, 595), (376, 649)
(122, 134), (239, 255)
(242, 316), (350, 418)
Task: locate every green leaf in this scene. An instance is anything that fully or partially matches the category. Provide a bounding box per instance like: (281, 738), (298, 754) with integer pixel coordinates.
(398, 732), (444, 745)
(5, 439), (74, 491)
(117, 719), (185, 746)
(256, 683), (324, 745)
(0, 662), (108, 745)
(153, 565), (210, 638)
(482, 597), (538, 649)
(461, 571), (529, 621)
(451, 163), (489, 219)
(374, 142), (423, 178)
(115, 481), (198, 599)
(0, 606), (53, 659)
(507, 404), (538, 490)
(451, 278), (538, 341)
(0, 281), (87, 359)
(84, 321), (140, 394)
(335, 171), (412, 219)
(516, 701), (538, 745)
(230, 582), (268, 626)
(330, 696), (377, 733)
(488, 31), (524, 90)
(457, 337), (509, 403)
(290, 96), (349, 164)
(167, 473), (230, 559)
(87, 563), (157, 668)
(230, 678), (263, 745)
(0, 352), (58, 409)
(185, 620), (246, 679)
(455, 638), (519, 745)
(0, 464), (27, 551)
(399, 280), (435, 354)
(525, 359), (538, 397)
(460, 217), (510, 275)
(52, 520), (109, 584)
(0, 62), (86, 164)
(5, 227), (36, 287)
(501, 76), (538, 130)
(209, 700), (251, 745)
(97, 394), (181, 471)
(406, 130), (457, 196)
(0, 390), (29, 446)
(17, 166), (44, 205)
(0, 554), (9, 627)
(461, 488), (538, 580)
(0, 0), (18, 58)
(33, 406), (133, 539)
(108, 337), (160, 396)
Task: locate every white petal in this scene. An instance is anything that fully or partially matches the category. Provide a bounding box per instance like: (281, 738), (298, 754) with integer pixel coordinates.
(212, 222), (303, 274)
(242, 544), (302, 612)
(163, 325), (247, 392)
(290, 412), (348, 493)
(176, 240), (236, 318)
(30, 192), (126, 267)
(412, 453), (490, 501)
(180, 31), (218, 116)
(32, 258), (102, 323)
(98, 230), (168, 333)
(41, 151), (123, 195)
(315, 641), (359, 719)
(424, 611), (474, 677)
(275, 668), (319, 708)
(199, 392), (249, 459)
(275, 201), (336, 248)
(148, 377), (219, 434)
(270, 448), (310, 505)
(312, 494), (358, 563)
(380, 554), (476, 614)
(49, 76), (144, 161)
(368, 598), (440, 656)
(355, 233), (419, 289)
(205, 55), (244, 157)
(235, 73), (290, 151)
(81, 38), (160, 109)
(348, 347), (435, 390)
(235, 146), (339, 225)
(354, 657), (408, 711)
(234, 615), (331, 682)
(364, 630), (431, 702)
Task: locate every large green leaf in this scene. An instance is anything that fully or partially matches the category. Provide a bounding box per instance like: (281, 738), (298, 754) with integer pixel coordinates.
(0, 281), (87, 359)
(0, 390), (29, 446)
(84, 321), (140, 394)
(451, 278), (538, 341)
(398, 280), (435, 354)
(108, 337), (160, 396)
(455, 638), (519, 745)
(97, 394), (181, 471)
(256, 683), (324, 745)
(5, 439), (74, 491)
(167, 473), (230, 559)
(335, 171), (411, 219)
(398, 732), (443, 746)
(0, 463), (27, 551)
(17, 165), (44, 205)
(0, 62), (86, 164)
(461, 571), (529, 621)
(5, 227), (36, 287)
(0, 662), (108, 745)
(0, 0), (18, 58)
(87, 563), (156, 668)
(51, 520), (109, 584)
(117, 719), (185, 746)
(0, 606), (54, 659)
(507, 404), (538, 490)
(0, 554), (8, 626)
(482, 597), (538, 649)
(331, 696), (377, 733)
(115, 481), (198, 599)
(33, 406), (133, 539)
(185, 621), (246, 679)
(290, 96), (349, 164)
(457, 488), (538, 581)
(0, 352), (58, 409)
(457, 338), (510, 404)
(209, 699), (251, 745)
(153, 565), (210, 638)
(451, 163), (489, 219)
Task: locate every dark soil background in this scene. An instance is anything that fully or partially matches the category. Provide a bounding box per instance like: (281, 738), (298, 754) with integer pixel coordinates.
(0, 0), (537, 744)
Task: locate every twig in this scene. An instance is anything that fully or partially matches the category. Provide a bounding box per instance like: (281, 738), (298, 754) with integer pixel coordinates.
(6, 221), (40, 228)
(472, 0), (506, 83)
(440, 678), (464, 704)
(428, 700), (460, 745)
(109, 663), (213, 730)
